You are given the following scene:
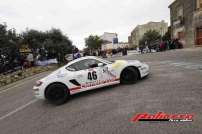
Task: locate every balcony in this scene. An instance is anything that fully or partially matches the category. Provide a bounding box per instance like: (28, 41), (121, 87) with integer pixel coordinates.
(193, 9), (202, 27)
(172, 16), (184, 28)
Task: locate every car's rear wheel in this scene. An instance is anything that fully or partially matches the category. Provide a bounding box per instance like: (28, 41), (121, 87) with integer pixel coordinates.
(45, 83), (69, 105)
(120, 67), (139, 84)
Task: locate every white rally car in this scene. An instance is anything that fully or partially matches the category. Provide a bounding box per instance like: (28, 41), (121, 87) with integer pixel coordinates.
(33, 56), (149, 105)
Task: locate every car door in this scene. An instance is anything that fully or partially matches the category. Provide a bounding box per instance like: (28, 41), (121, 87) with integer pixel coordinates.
(101, 63), (120, 82)
(67, 59), (106, 90)
(85, 59), (120, 87)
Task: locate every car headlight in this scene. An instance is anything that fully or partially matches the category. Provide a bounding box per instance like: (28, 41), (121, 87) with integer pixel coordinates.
(35, 81), (43, 87)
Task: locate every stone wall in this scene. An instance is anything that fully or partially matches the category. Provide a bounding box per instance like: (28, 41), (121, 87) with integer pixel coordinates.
(0, 65), (58, 87)
(184, 0), (196, 47)
(170, 0), (199, 48)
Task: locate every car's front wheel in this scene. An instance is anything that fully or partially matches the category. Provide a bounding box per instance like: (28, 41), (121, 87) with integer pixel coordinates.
(120, 67), (139, 84)
(45, 83), (69, 105)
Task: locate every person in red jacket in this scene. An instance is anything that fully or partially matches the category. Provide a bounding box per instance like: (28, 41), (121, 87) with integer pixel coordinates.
(159, 41), (165, 51)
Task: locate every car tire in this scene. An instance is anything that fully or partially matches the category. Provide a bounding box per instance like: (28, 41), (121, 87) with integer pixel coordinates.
(45, 83), (69, 105)
(120, 67), (139, 84)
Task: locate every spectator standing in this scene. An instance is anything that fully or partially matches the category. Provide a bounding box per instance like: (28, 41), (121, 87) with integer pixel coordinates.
(122, 48), (128, 56)
(139, 46), (144, 54)
(73, 48), (81, 60)
(148, 44), (152, 53)
(159, 41), (166, 51)
(27, 53), (34, 67)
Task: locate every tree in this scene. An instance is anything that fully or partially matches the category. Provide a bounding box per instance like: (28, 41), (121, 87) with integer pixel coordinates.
(45, 29), (73, 62)
(0, 23), (8, 48)
(0, 22), (74, 64)
(21, 29), (44, 50)
(85, 35), (103, 51)
(162, 27), (171, 41)
(0, 23), (20, 49)
(21, 28), (73, 62)
(139, 30), (161, 48)
(0, 23), (21, 67)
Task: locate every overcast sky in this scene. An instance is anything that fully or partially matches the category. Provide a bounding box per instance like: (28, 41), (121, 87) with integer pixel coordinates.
(0, 0), (174, 49)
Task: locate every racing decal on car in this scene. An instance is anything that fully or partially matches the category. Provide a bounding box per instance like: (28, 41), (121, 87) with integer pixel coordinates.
(87, 71), (97, 80)
(102, 66), (108, 73)
(81, 78), (120, 88)
(69, 78), (120, 92)
(112, 60), (127, 69)
(69, 79), (81, 86)
(69, 86), (81, 91)
(103, 67), (116, 78)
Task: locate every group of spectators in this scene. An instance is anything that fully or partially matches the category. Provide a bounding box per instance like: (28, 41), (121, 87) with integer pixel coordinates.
(159, 39), (184, 51)
(1, 38), (184, 74)
(0, 53), (34, 74)
(140, 39), (184, 54)
(82, 47), (129, 59)
(0, 49), (58, 74)
(72, 47), (129, 61)
(110, 47), (128, 56)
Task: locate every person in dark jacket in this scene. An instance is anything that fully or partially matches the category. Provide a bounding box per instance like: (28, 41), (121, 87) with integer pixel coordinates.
(73, 48), (81, 60)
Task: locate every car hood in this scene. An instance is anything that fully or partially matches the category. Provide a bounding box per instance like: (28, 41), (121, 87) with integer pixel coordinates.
(39, 68), (66, 82)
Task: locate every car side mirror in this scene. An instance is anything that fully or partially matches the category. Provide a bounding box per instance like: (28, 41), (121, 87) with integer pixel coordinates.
(66, 67), (76, 71)
(89, 63), (98, 68)
(98, 63), (104, 67)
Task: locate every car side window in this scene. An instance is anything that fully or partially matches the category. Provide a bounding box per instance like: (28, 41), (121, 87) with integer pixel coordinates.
(67, 59), (104, 71)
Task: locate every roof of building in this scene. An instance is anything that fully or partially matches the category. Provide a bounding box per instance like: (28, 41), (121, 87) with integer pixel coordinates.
(168, 0), (177, 8)
(131, 20), (167, 33)
(103, 32), (118, 35)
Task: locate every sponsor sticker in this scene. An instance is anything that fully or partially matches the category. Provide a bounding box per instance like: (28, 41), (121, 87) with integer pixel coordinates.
(131, 112), (194, 122)
(81, 78), (119, 88)
(112, 60), (127, 69)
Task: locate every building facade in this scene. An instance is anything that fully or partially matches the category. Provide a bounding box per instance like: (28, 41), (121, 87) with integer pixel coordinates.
(100, 32), (118, 44)
(128, 20), (168, 48)
(101, 43), (129, 51)
(169, 0), (202, 47)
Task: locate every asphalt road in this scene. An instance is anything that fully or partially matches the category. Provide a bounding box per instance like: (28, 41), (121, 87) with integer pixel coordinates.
(0, 48), (202, 134)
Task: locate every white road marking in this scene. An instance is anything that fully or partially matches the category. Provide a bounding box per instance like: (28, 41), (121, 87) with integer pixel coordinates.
(148, 61), (202, 72)
(0, 73), (47, 94)
(0, 99), (37, 121)
(170, 62), (202, 71)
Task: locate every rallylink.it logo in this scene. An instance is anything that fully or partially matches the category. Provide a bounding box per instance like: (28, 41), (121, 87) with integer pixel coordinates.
(131, 112), (194, 122)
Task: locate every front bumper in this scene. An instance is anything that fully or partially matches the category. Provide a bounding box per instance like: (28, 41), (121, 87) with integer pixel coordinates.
(33, 86), (45, 99)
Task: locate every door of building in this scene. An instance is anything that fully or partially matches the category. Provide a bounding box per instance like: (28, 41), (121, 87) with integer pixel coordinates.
(178, 32), (185, 40)
(196, 28), (202, 46)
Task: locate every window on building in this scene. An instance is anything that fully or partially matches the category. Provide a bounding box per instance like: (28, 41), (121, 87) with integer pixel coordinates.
(197, 0), (202, 9)
(200, 0), (202, 8)
(177, 7), (183, 17)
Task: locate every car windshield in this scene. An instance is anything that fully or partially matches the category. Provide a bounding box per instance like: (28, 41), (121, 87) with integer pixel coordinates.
(65, 57), (112, 71)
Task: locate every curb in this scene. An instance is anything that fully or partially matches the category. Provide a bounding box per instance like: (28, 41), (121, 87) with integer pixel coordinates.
(0, 71), (51, 92)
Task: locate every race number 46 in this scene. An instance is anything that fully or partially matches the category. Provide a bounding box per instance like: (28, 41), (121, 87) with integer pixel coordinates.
(88, 71), (97, 80)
